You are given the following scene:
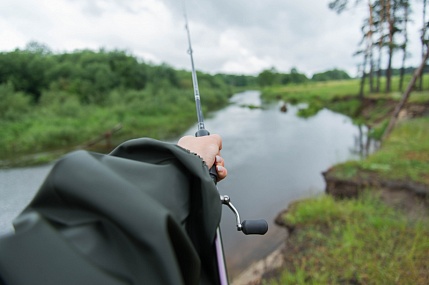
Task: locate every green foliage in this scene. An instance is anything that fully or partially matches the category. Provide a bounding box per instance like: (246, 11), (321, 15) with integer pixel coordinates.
(369, 119), (388, 140)
(0, 83), (32, 121)
(257, 67), (350, 88)
(297, 102), (324, 118)
(329, 98), (361, 117)
(367, 117), (429, 183)
(0, 81), (228, 160)
(312, 68), (351, 81)
(257, 67), (309, 87)
(328, 0), (349, 14)
(215, 73), (257, 87)
(0, 50), (54, 101)
(0, 47), (150, 104)
(289, 67), (309, 84)
(282, 194), (346, 226)
(262, 79), (360, 102)
(331, 117), (429, 185)
(264, 192), (429, 284)
(0, 44), (245, 163)
(262, 80), (364, 119)
(257, 68), (279, 87)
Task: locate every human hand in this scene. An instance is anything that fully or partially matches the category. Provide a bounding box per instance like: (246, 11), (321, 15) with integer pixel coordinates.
(177, 134), (227, 181)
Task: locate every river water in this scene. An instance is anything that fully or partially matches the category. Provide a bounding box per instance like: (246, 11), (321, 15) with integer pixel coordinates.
(0, 90), (372, 278)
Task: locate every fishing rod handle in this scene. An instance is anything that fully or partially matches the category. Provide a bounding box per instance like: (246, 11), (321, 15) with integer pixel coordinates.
(195, 129), (219, 184)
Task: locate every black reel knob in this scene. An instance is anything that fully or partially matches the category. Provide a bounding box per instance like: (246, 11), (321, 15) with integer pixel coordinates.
(221, 195), (268, 235)
(241, 219), (268, 235)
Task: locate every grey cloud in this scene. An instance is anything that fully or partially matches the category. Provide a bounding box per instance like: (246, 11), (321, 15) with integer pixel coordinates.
(159, 0), (356, 73)
(66, 0), (145, 17)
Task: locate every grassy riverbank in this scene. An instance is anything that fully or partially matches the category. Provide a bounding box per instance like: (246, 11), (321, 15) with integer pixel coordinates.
(271, 191), (429, 284)
(1, 85), (227, 167)
(0, 83), (237, 168)
(250, 76), (429, 284)
(329, 116), (429, 186)
(261, 76), (429, 126)
(1, 48), (262, 168)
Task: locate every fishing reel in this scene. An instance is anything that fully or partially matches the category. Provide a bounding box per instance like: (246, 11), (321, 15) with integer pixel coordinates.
(220, 195), (268, 235)
(195, 131), (268, 235)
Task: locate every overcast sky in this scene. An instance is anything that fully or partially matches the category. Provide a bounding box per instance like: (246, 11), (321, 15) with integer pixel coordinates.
(0, 0), (425, 77)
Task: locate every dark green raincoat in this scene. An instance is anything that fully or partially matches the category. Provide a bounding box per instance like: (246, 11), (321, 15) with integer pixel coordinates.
(0, 138), (222, 285)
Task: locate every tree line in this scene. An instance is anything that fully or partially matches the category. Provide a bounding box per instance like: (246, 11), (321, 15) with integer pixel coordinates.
(0, 43), (260, 159)
(256, 67), (353, 87)
(0, 42), (255, 106)
(329, 0), (429, 97)
(0, 42), (354, 103)
(0, 41), (356, 122)
(0, 41), (358, 161)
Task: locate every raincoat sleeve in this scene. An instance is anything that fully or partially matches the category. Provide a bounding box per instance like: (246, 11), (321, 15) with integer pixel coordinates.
(0, 138), (222, 285)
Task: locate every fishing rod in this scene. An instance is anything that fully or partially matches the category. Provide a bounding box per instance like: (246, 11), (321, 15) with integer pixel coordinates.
(184, 8), (207, 137)
(182, 2), (268, 284)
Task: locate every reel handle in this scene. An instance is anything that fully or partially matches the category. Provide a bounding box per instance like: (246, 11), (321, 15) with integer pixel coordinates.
(221, 195), (269, 236)
(241, 219), (268, 235)
(195, 129), (218, 184)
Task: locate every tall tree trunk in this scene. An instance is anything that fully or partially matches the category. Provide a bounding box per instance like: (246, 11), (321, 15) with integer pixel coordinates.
(399, 0), (409, 91)
(369, 54), (374, 92)
(359, 57), (368, 99)
(376, 52), (382, 92)
(376, 0), (386, 92)
(381, 44), (429, 142)
(385, 0), (395, 93)
(368, 0), (375, 92)
(418, 0), (427, 91)
(376, 35), (383, 92)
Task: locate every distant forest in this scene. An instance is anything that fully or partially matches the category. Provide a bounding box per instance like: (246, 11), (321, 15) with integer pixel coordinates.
(0, 42), (251, 104)
(0, 42), (359, 119)
(0, 42), (426, 161)
(2, 41), (426, 102)
(1, 41), (426, 109)
(0, 45), (250, 104)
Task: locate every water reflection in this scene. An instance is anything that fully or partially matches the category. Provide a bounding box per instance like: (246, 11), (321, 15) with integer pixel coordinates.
(353, 125), (380, 158)
(0, 164), (53, 235)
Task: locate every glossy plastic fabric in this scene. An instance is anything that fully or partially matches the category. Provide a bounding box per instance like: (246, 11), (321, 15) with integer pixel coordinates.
(0, 138), (222, 285)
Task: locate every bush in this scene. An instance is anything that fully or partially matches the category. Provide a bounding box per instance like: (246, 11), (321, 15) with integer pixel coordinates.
(0, 83), (32, 121)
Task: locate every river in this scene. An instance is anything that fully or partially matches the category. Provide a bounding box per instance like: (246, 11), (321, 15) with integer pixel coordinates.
(0, 90), (373, 278)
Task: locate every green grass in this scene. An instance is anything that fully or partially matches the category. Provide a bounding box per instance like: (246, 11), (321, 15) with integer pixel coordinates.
(259, 74), (429, 285)
(261, 75), (429, 124)
(331, 116), (429, 185)
(262, 74), (428, 102)
(0, 85), (228, 166)
(264, 192), (429, 285)
(262, 79), (361, 101)
(262, 80), (366, 120)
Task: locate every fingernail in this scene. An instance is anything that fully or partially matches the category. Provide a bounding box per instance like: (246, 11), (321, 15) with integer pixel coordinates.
(216, 165), (224, 172)
(216, 155), (222, 163)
